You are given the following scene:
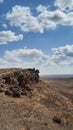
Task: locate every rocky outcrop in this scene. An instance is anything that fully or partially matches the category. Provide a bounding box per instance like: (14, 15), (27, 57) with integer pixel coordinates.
(0, 68), (39, 97)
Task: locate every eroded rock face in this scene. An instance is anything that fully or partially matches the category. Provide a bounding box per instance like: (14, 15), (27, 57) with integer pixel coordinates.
(0, 68), (39, 98)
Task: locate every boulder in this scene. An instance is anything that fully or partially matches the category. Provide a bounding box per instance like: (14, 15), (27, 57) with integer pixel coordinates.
(52, 116), (62, 125)
(17, 72), (25, 87)
(3, 75), (11, 84)
(21, 90), (27, 96)
(13, 90), (21, 98)
(9, 87), (21, 98)
(11, 78), (18, 85)
(5, 90), (13, 96)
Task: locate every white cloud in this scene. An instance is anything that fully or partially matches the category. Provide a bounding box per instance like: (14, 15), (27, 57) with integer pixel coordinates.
(4, 47), (44, 62)
(0, 30), (23, 44)
(6, 5), (73, 33)
(55, 0), (73, 12)
(0, 45), (73, 74)
(2, 24), (7, 29)
(37, 7), (66, 30)
(0, 47), (55, 74)
(51, 45), (73, 65)
(36, 5), (50, 12)
(0, 0), (3, 3)
(6, 5), (42, 33)
(37, 5), (73, 27)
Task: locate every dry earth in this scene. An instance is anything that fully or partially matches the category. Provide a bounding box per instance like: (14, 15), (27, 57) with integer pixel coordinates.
(0, 68), (73, 130)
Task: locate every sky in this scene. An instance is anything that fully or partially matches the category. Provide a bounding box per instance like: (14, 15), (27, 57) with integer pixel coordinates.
(0, 0), (73, 75)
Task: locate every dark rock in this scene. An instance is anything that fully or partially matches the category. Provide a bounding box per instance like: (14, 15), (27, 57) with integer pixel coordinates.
(0, 84), (4, 88)
(17, 73), (25, 87)
(21, 90), (27, 95)
(5, 90), (13, 96)
(0, 87), (4, 92)
(45, 122), (48, 126)
(3, 76), (11, 84)
(35, 74), (39, 82)
(9, 86), (21, 98)
(12, 88), (21, 98)
(52, 116), (62, 125)
(14, 71), (20, 77)
(24, 84), (32, 91)
(35, 69), (39, 73)
(13, 91), (21, 98)
(9, 86), (16, 91)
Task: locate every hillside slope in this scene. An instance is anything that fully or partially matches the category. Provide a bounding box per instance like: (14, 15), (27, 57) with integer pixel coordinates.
(0, 68), (73, 130)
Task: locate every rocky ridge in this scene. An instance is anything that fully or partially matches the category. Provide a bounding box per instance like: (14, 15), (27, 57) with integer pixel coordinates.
(0, 68), (39, 97)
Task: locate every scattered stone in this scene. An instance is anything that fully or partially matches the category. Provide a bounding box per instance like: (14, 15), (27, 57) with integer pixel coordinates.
(52, 116), (62, 125)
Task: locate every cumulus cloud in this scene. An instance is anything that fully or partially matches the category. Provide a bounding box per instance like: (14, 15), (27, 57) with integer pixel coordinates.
(0, 45), (73, 74)
(6, 5), (73, 33)
(55, 0), (73, 12)
(37, 6), (66, 30)
(0, 47), (55, 74)
(6, 5), (42, 33)
(52, 45), (73, 56)
(37, 5), (73, 27)
(4, 47), (44, 62)
(0, 30), (23, 44)
(2, 24), (7, 29)
(51, 45), (73, 65)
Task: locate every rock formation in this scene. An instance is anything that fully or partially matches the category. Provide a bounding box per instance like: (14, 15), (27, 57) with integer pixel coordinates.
(0, 68), (39, 97)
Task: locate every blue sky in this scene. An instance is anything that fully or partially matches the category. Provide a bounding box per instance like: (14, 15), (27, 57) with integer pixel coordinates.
(0, 0), (73, 75)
